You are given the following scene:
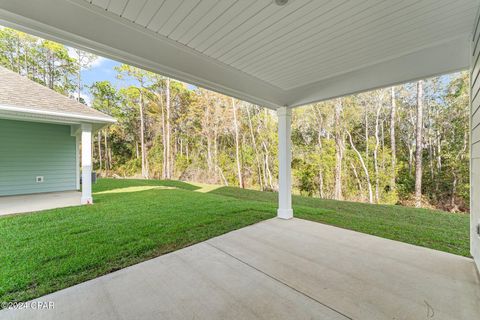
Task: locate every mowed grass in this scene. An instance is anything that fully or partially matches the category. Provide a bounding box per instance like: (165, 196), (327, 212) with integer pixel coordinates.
(0, 179), (470, 304)
(0, 179), (275, 303)
(210, 187), (470, 257)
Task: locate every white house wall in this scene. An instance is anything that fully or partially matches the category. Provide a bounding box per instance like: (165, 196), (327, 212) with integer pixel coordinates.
(0, 119), (77, 196)
(471, 12), (480, 271)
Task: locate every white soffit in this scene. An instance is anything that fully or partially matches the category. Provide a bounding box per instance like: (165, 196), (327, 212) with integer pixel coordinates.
(0, 0), (477, 108)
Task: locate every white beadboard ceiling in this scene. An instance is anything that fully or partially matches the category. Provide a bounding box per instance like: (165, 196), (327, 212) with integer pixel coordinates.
(0, 0), (478, 108)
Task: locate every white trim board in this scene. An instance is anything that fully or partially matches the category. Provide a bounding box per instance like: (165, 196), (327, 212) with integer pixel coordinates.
(0, 105), (115, 132)
(0, 104), (116, 124)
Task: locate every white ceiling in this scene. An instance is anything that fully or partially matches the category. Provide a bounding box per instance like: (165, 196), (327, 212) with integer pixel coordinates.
(89, 0), (478, 90)
(0, 0), (478, 108)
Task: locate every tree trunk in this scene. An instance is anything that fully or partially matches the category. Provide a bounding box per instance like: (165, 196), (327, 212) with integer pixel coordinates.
(76, 49), (83, 102)
(347, 131), (373, 203)
(213, 128), (219, 183)
(108, 148), (112, 172)
(314, 106), (325, 199)
(365, 102), (369, 162)
(435, 133), (442, 193)
(77, 65), (81, 102)
(206, 134), (213, 175)
(15, 36), (20, 73)
(373, 94), (382, 203)
(262, 141), (274, 190)
(390, 87), (396, 189)
(246, 106), (264, 190)
(451, 129), (469, 211)
(217, 165), (229, 186)
(427, 103), (434, 181)
(408, 146), (413, 174)
(381, 120), (385, 171)
(415, 80), (424, 207)
(232, 98), (244, 188)
(334, 99), (343, 200)
(165, 78), (171, 179)
(160, 92), (167, 179)
(451, 172), (457, 210)
(97, 131), (102, 171)
(104, 130), (109, 172)
(350, 162), (364, 201)
(139, 89), (148, 179)
(318, 170), (324, 199)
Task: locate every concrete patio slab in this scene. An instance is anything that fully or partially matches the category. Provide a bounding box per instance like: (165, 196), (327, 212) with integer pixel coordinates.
(0, 191), (81, 215)
(209, 218), (480, 320)
(1, 218), (479, 320)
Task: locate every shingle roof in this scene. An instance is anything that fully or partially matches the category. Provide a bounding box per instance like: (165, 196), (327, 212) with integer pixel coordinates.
(0, 66), (114, 122)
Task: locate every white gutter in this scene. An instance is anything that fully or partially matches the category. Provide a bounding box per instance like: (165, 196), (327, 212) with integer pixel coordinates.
(0, 104), (116, 123)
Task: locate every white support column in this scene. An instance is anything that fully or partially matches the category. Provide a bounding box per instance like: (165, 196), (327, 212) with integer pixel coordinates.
(277, 107), (293, 219)
(81, 123), (93, 204)
(75, 134), (80, 190)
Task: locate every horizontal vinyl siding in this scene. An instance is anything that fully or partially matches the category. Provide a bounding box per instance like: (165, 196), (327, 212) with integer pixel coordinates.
(0, 119), (76, 196)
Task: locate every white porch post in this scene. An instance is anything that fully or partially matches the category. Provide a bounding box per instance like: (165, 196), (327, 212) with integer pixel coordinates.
(81, 123), (93, 204)
(75, 134), (80, 190)
(277, 107), (293, 219)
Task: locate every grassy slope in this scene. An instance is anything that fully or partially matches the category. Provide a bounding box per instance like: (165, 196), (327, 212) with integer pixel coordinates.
(210, 187), (470, 258)
(0, 179), (469, 304)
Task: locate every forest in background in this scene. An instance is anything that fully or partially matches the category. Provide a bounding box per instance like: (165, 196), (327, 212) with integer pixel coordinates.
(0, 27), (470, 212)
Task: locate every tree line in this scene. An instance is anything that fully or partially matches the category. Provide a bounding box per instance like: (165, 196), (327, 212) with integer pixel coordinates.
(0, 28), (470, 212)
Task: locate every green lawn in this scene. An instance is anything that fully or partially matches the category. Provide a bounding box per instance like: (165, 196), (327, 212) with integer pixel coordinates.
(0, 179), (470, 304)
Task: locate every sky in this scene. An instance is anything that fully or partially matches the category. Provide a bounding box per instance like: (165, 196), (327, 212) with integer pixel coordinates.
(67, 48), (135, 106)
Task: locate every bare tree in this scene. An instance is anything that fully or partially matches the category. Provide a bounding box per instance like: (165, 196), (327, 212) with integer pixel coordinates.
(74, 49), (96, 102)
(246, 105), (263, 189)
(158, 91), (166, 179)
(390, 86), (396, 189)
(165, 77), (171, 179)
(373, 91), (384, 203)
(232, 98), (244, 188)
(350, 162), (364, 200)
(334, 99), (343, 200)
(139, 87), (148, 179)
(363, 98), (369, 163)
(97, 131), (102, 171)
(347, 130), (373, 203)
(415, 80), (424, 207)
(313, 105), (325, 198)
(451, 129), (469, 211)
(104, 132), (109, 172)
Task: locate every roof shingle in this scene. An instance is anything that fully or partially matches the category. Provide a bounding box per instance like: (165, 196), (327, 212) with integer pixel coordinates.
(0, 66), (114, 122)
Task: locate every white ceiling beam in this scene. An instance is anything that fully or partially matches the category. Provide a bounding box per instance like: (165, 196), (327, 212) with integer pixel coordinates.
(285, 36), (471, 107)
(0, 0), (286, 109)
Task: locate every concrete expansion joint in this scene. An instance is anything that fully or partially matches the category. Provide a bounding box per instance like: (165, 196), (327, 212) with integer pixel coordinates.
(205, 242), (353, 320)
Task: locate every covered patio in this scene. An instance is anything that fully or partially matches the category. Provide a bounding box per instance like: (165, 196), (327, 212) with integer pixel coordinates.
(1, 218), (478, 320)
(0, 191), (81, 216)
(0, 0), (479, 318)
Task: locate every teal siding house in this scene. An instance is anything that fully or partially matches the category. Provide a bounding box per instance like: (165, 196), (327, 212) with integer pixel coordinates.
(0, 66), (115, 204)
